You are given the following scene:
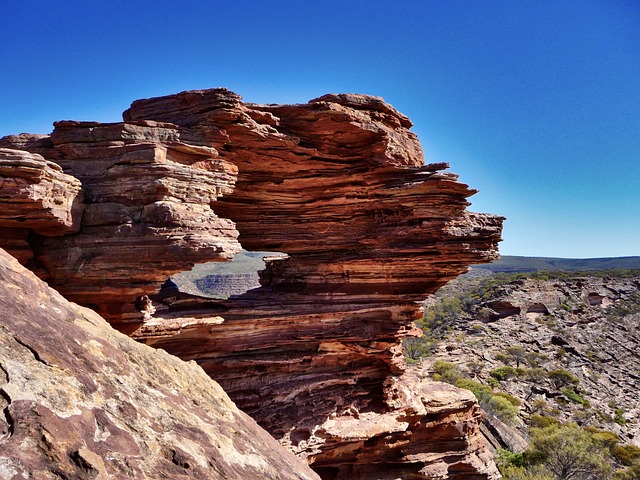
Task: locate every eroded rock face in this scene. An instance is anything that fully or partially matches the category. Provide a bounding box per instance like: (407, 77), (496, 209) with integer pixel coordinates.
(0, 148), (82, 234)
(0, 148), (83, 264)
(1, 121), (241, 323)
(0, 88), (503, 478)
(124, 90), (502, 302)
(123, 89), (503, 478)
(0, 247), (320, 480)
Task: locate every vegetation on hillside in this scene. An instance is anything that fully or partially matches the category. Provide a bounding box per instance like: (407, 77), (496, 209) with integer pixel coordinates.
(404, 269), (640, 479)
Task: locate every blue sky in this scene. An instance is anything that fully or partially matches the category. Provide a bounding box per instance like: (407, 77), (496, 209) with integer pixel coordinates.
(2, 1), (639, 258)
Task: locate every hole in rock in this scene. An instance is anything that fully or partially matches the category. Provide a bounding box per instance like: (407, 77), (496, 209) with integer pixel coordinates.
(290, 427), (312, 446)
(587, 292), (606, 306)
(170, 250), (287, 299)
(314, 466), (340, 480)
(486, 301), (521, 318)
(527, 303), (549, 315)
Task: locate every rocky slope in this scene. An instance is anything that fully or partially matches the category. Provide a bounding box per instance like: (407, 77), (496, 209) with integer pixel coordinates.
(0, 247), (320, 479)
(413, 271), (640, 448)
(0, 88), (504, 478)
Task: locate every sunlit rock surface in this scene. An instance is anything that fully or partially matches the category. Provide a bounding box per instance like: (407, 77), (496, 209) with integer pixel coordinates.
(0, 147), (83, 264)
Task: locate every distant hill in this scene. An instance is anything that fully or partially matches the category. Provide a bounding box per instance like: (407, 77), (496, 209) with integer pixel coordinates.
(475, 255), (640, 273)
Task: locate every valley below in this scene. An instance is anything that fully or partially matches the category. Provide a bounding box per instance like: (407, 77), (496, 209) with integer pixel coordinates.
(405, 267), (640, 479)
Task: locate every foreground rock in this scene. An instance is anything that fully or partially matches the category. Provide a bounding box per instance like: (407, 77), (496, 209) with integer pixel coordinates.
(306, 371), (496, 479)
(0, 247), (320, 479)
(0, 88), (504, 478)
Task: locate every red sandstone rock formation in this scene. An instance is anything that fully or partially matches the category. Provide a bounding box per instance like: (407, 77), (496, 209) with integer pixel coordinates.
(0, 88), (504, 478)
(1, 122), (240, 323)
(0, 148), (83, 263)
(0, 247), (320, 479)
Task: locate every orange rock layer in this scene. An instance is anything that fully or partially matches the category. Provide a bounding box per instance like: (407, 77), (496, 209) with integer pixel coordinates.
(0, 88), (503, 478)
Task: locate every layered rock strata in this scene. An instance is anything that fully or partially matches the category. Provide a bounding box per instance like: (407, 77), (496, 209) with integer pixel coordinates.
(0, 148), (83, 263)
(0, 89), (504, 478)
(0, 247), (320, 479)
(1, 122), (240, 323)
(124, 90), (503, 478)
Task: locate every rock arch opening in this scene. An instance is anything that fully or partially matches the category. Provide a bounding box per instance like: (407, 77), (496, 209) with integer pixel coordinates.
(170, 250), (287, 299)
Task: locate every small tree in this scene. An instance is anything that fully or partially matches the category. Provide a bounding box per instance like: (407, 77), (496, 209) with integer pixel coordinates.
(548, 369), (579, 389)
(528, 424), (611, 480)
(403, 337), (433, 362)
(506, 345), (527, 367)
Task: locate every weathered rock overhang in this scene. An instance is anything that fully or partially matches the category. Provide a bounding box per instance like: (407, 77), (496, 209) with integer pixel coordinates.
(0, 88), (504, 479)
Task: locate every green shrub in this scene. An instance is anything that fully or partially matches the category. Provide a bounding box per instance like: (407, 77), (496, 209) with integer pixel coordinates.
(560, 302), (572, 312)
(562, 387), (590, 406)
(595, 408), (614, 423)
(584, 427), (620, 448)
(548, 368), (579, 388)
(499, 464), (554, 480)
(421, 297), (465, 332)
(529, 414), (560, 429)
(530, 399), (549, 414)
(490, 365), (517, 381)
(484, 395), (519, 422)
(613, 444), (640, 466)
(455, 378), (493, 403)
(613, 462), (640, 480)
(432, 360), (463, 384)
(494, 391), (521, 407)
(466, 361), (484, 376)
(403, 336), (435, 361)
(527, 424), (612, 480)
(495, 448), (526, 468)
(496, 352), (511, 364)
(612, 404), (627, 426)
(454, 378), (519, 424)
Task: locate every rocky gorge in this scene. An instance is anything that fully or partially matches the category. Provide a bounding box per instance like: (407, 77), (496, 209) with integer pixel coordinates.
(0, 88), (504, 478)
(410, 269), (640, 477)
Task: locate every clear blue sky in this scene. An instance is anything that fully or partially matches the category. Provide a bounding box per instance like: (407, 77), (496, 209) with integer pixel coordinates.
(2, 1), (639, 258)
